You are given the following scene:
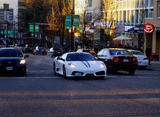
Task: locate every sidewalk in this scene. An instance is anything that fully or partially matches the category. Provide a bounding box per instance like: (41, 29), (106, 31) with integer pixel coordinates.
(147, 61), (160, 71)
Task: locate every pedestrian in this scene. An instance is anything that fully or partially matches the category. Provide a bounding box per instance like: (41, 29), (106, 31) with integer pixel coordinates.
(35, 45), (39, 55)
(145, 47), (152, 65)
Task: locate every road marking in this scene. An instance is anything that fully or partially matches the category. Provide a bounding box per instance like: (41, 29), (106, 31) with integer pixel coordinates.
(0, 89), (160, 96)
(0, 98), (160, 105)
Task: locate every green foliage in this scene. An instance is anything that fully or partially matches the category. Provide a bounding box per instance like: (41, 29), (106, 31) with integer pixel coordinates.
(19, 0), (51, 31)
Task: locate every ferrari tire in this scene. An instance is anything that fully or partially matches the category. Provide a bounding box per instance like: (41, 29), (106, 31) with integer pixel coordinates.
(63, 66), (67, 78)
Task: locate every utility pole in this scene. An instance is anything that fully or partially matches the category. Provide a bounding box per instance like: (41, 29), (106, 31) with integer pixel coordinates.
(70, 0), (75, 51)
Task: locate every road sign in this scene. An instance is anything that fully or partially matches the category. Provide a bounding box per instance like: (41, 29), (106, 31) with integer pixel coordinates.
(29, 24), (34, 32)
(4, 30), (7, 35)
(35, 24), (39, 32)
(73, 15), (80, 27)
(144, 24), (154, 33)
(65, 15), (72, 29)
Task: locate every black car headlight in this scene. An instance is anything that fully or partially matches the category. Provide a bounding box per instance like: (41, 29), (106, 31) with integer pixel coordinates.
(20, 59), (26, 64)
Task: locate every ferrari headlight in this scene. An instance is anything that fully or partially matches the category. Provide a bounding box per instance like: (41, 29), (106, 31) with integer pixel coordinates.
(20, 59), (26, 64)
(100, 63), (105, 68)
(68, 63), (76, 68)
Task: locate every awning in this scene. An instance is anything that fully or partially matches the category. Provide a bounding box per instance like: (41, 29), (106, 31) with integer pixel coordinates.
(113, 35), (132, 41)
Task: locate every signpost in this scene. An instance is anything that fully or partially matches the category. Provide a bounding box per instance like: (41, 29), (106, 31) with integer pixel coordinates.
(35, 24), (39, 32)
(73, 15), (80, 27)
(29, 24), (34, 32)
(65, 15), (72, 29)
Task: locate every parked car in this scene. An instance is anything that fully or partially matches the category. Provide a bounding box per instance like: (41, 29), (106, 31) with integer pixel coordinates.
(127, 49), (148, 68)
(97, 48), (138, 75)
(47, 48), (63, 57)
(53, 52), (107, 78)
(76, 49), (96, 56)
(0, 48), (29, 76)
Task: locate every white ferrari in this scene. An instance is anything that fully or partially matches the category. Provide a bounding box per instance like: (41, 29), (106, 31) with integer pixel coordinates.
(53, 52), (107, 78)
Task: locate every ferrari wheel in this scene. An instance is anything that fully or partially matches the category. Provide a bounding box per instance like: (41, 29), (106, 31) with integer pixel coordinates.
(63, 66), (67, 78)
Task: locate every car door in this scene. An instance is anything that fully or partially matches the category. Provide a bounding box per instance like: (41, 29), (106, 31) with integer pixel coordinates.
(56, 54), (67, 74)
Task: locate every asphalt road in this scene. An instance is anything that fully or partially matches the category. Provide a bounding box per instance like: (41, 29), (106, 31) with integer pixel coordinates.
(0, 54), (160, 117)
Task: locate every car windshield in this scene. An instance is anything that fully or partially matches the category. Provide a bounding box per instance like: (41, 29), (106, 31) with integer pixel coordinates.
(110, 49), (130, 55)
(0, 49), (23, 57)
(130, 50), (144, 55)
(66, 53), (95, 61)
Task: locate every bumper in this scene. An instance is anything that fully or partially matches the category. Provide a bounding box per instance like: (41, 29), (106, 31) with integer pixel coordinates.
(66, 68), (107, 78)
(138, 60), (148, 67)
(0, 65), (26, 74)
(107, 63), (137, 71)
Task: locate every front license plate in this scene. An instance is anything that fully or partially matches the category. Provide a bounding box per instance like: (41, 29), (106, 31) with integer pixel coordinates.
(75, 73), (82, 76)
(6, 66), (13, 71)
(123, 59), (129, 62)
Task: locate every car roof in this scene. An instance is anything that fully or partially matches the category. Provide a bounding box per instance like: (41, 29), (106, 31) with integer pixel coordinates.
(67, 52), (91, 54)
(102, 48), (127, 50)
(0, 47), (18, 50)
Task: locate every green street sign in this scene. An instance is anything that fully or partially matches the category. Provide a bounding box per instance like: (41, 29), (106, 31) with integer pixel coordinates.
(73, 15), (80, 27)
(29, 24), (34, 32)
(65, 15), (72, 29)
(35, 24), (39, 32)
(8, 30), (11, 35)
(4, 30), (7, 35)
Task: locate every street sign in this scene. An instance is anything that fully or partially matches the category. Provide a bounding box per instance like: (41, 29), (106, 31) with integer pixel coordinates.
(35, 24), (39, 32)
(144, 24), (154, 33)
(29, 24), (34, 32)
(73, 15), (80, 27)
(65, 15), (72, 29)
(4, 30), (7, 35)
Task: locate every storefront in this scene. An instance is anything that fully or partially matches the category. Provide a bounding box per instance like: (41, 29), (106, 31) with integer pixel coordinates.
(144, 24), (160, 61)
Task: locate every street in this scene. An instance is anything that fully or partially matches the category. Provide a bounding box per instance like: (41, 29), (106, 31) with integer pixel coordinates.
(0, 54), (160, 117)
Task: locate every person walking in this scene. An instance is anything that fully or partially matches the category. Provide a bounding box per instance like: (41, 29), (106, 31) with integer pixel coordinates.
(145, 47), (152, 65)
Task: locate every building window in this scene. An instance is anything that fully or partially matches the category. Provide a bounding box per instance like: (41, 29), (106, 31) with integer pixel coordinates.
(88, 0), (92, 7)
(148, 9), (153, 18)
(149, 0), (154, 7)
(158, 1), (160, 18)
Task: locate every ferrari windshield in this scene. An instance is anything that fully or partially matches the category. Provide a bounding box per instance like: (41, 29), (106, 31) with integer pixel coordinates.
(66, 53), (95, 61)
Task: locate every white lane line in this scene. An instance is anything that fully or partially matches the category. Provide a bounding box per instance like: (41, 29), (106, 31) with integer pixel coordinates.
(0, 76), (61, 79)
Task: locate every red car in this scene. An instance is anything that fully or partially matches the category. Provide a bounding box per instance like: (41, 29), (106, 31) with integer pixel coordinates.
(97, 48), (138, 75)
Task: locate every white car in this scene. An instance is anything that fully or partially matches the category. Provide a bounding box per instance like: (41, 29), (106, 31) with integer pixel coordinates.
(53, 52), (107, 78)
(128, 50), (149, 68)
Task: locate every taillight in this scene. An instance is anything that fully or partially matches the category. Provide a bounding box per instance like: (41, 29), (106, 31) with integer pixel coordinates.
(133, 56), (138, 63)
(112, 56), (119, 62)
(144, 57), (148, 60)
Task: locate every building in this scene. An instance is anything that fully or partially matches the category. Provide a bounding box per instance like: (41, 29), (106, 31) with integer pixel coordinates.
(101, 0), (156, 50)
(144, 1), (160, 61)
(85, 0), (104, 49)
(0, 4), (14, 39)
(0, 4), (13, 23)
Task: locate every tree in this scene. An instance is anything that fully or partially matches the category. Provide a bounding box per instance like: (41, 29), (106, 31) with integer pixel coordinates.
(19, 0), (52, 32)
(46, 0), (73, 31)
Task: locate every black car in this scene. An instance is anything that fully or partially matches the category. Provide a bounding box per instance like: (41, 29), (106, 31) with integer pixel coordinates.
(97, 48), (138, 75)
(0, 48), (29, 76)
